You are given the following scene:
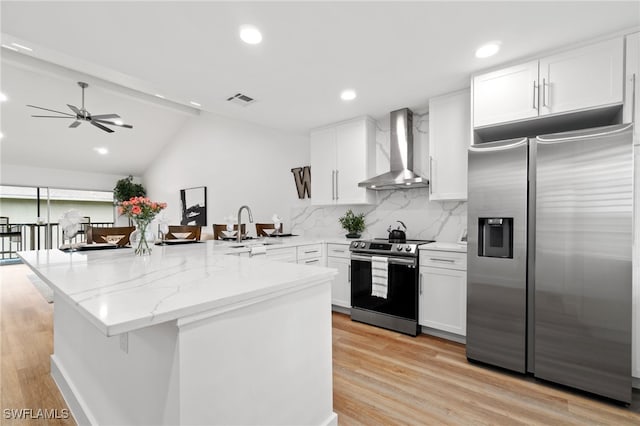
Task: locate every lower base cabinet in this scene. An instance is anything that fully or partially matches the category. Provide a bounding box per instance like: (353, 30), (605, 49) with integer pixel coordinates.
(327, 243), (351, 308)
(419, 249), (467, 336)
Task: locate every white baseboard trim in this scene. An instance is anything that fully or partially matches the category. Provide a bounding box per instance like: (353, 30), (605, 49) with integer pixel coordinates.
(50, 355), (95, 426)
(321, 412), (338, 426)
(420, 326), (466, 344)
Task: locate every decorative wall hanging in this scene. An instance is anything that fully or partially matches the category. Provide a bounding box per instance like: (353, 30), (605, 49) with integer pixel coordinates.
(180, 187), (207, 226)
(291, 166), (311, 199)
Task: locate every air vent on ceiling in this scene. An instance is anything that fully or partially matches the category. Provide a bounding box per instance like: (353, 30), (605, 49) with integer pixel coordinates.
(226, 93), (256, 107)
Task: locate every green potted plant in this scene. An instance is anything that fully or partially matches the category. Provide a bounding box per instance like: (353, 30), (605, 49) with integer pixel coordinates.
(113, 175), (146, 203)
(338, 209), (365, 238)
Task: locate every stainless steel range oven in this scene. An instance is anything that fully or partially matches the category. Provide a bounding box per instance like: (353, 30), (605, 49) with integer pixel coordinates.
(349, 239), (434, 336)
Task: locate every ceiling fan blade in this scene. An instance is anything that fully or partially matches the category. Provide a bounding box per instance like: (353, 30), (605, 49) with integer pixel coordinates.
(69, 121), (81, 128)
(94, 119), (133, 129)
(31, 115), (75, 119)
(91, 113), (120, 120)
(67, 104), (81, 115)
(27, 105), (75, 117)
(90, 120), (114, 133)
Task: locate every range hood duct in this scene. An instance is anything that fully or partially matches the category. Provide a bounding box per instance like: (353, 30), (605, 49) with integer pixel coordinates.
(358, 108), (429, 190)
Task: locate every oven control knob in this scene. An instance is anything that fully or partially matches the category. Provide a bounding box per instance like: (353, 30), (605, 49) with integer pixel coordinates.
(396, 245), (403, 251)
(405, 246), (412, 252)
(360, 242), (366, 248)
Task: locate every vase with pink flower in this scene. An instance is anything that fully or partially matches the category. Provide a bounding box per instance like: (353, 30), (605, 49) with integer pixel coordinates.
(118, 197), (167, 256)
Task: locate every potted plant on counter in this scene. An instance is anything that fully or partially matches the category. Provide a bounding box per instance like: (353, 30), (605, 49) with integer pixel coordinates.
(339, 209), (366, 239)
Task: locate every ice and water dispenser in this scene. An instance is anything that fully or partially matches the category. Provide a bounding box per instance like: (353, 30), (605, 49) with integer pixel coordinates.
(478, 218), (513, 258)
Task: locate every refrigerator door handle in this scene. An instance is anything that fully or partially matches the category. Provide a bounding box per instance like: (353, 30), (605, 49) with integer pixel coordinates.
(469, 138), (528, 152)
(536, 123), (633, 144)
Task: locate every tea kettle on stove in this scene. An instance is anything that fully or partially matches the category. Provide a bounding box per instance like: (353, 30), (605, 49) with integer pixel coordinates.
(387, 221), (407, 243)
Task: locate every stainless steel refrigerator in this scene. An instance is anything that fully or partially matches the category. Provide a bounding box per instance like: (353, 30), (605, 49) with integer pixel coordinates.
(466, 123), (633, 404)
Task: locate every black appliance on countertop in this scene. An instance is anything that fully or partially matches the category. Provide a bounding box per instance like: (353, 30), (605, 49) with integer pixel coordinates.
(349, 238), (434, 336)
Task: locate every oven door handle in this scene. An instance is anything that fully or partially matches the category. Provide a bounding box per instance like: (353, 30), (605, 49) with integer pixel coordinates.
(350, 254), (417, 266)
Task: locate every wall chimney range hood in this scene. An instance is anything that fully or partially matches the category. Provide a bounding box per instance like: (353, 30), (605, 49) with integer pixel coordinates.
(358, 108), (429, 190)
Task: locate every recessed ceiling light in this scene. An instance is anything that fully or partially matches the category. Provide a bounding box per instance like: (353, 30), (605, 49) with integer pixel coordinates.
(0, 132), (4, 140)
(475, 42), (501, 58)
(240, 25), (262, 45)
(190, 101), (201, 107)
(154, 94), (165, 99)
(94, 147), (108, 155)
(1, 44), (18, 52)
(0, 93), (7, 102)
(11, 42), (32, 52)
(340, 89), (357, 101)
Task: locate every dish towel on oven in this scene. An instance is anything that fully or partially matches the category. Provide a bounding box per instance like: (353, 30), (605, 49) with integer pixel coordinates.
(371, 256), (389, 299)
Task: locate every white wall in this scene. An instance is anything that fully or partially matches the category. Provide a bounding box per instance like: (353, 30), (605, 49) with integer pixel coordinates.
(1, 163), (139, 191)
(143, 111), (309, 236)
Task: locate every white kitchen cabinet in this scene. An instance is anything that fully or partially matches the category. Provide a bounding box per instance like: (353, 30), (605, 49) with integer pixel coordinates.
(473, 37), (624, 128)
(419, 248), (467, 336)
(265, 246), (297, 263)
(539, 37), (623, 116)
(428, 89), (470, 200)
(310, 117), (375, 205)
(473, 61), (540, 127)
(297, 243), (323, 266)
(326, 242), (351, 308)
(624, 32), (639, 145)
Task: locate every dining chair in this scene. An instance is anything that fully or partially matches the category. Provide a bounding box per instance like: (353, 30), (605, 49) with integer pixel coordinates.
(255, 223), (283, 237)
(0, 217), (23, 259)
(212, 224), (246, 240)
(165, 225), (201, 241)
(77, 216), (91, 240)
(87, 226), (135, 247)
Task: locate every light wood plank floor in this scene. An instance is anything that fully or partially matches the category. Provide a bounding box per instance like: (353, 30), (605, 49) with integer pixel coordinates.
(2, 263), (640, 425)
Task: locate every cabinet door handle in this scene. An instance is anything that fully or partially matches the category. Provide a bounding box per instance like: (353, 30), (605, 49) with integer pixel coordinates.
(348, 265), (351, 283)
(304, 250), (319, 254)
(331, 170), (335, 200)
(532, 80), (538, 110)
(305, 259), (319, 264)
(335, 170), (339, 200)
(428, 156), (433, 195)
(429, 257), (455, 263)
(419, 273), (423, 295)
(542, 78), (548, 108)
(632, 74), (637, 125)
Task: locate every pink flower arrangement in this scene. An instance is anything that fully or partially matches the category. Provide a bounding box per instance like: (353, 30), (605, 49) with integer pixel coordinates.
(118, 196), (167, 224)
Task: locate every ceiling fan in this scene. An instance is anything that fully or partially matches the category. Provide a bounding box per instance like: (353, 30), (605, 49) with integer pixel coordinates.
(27, 81), (133, 133)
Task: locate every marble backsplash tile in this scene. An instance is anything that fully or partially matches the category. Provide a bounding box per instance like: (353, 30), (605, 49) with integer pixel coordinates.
(290, 188), (467, 242)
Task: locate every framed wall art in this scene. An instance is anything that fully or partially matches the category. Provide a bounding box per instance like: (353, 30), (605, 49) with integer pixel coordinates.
(180, 186), (207, 226)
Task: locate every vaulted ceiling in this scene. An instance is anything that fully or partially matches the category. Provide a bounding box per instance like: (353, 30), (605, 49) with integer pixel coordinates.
(2, 1), (638, 176)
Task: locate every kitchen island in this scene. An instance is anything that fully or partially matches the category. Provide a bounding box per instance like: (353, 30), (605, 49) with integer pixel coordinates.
(18, 242), (337, 425)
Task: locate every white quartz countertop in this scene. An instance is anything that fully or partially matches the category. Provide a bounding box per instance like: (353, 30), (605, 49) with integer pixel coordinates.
(18, 240), (336, 337)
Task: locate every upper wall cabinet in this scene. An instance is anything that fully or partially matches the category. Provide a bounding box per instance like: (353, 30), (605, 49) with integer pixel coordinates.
(310, 117), (376, 205)
(624, 32), (639, 145)
(428, 89), (470, 200)
(473, 37), (624, 128)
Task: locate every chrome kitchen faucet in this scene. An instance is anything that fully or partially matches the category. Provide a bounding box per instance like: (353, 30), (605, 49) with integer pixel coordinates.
(236, 205), (253, 242)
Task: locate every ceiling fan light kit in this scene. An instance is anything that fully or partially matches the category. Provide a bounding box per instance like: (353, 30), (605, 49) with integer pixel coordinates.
(27, 81), (133, 133)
